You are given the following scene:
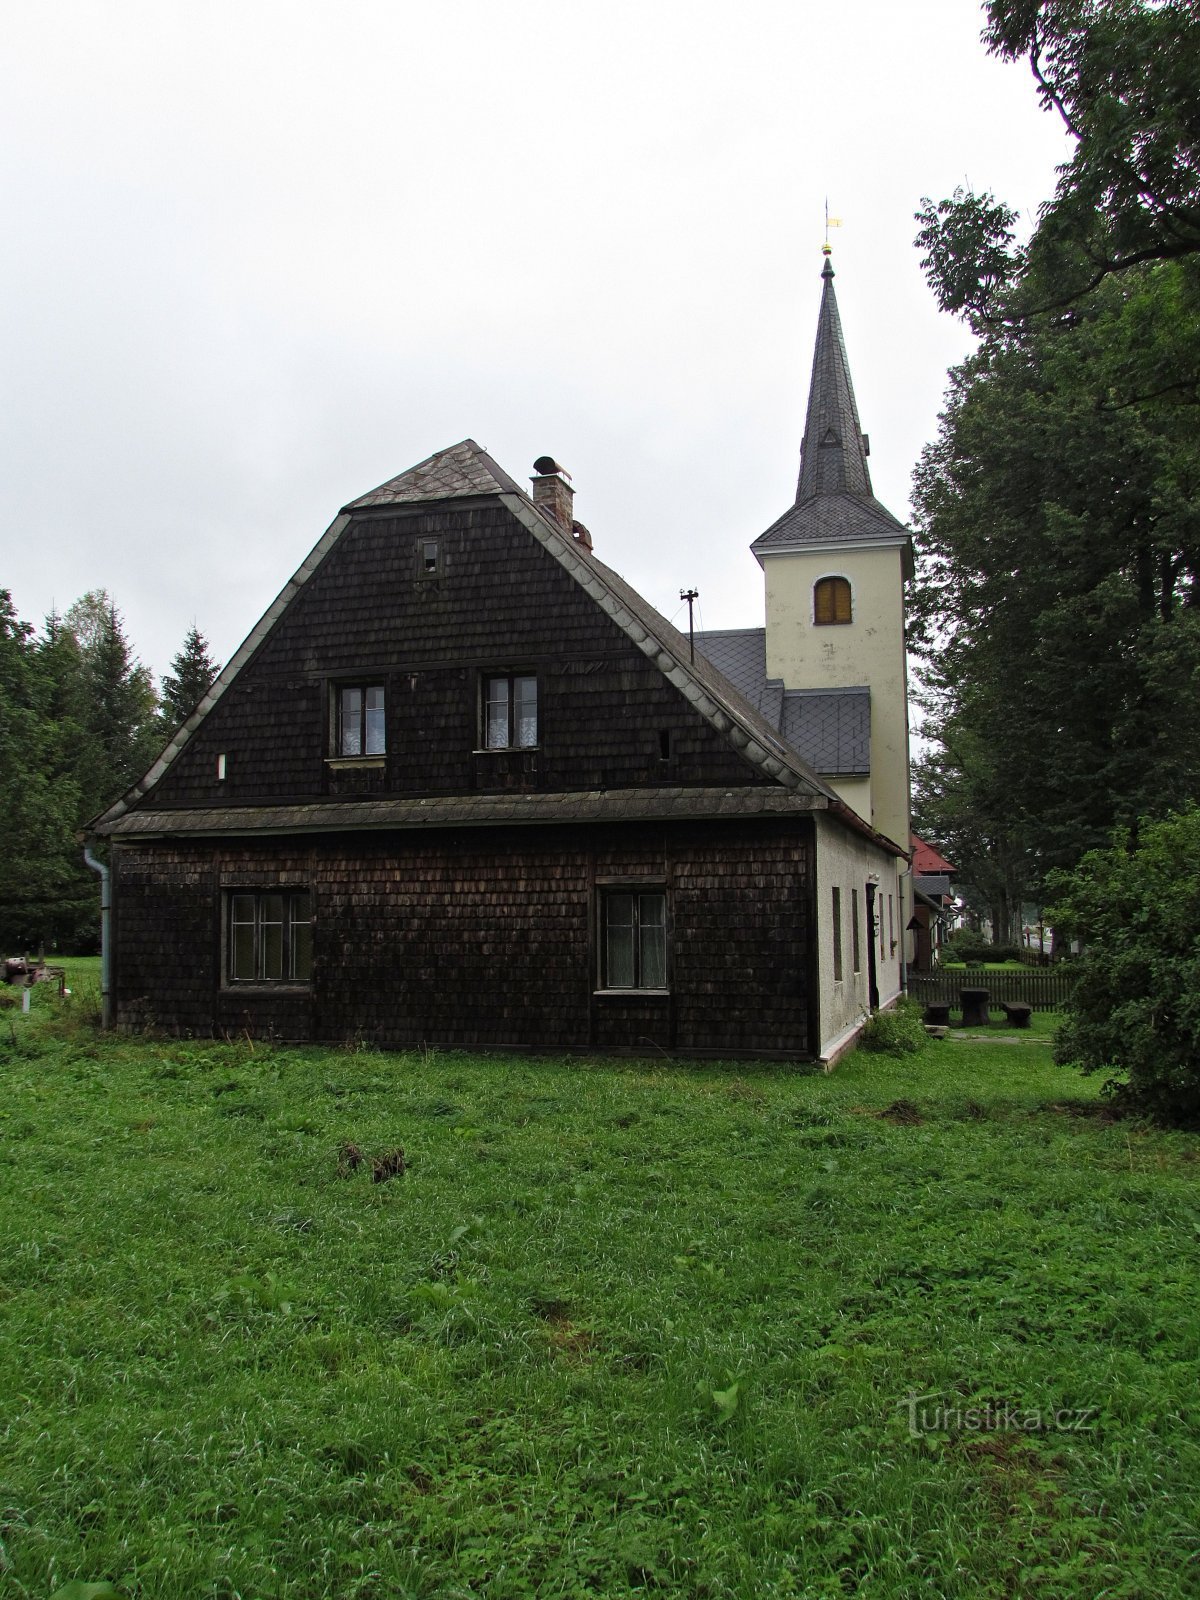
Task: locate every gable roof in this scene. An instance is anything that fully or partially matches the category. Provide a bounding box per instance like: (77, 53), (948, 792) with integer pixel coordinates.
(750, 253), (912, 571)
(91, 438), (902, 857)
(92, 439), (905, 857)
(912, 835), (956, 875)
(345, 438), (525, 508)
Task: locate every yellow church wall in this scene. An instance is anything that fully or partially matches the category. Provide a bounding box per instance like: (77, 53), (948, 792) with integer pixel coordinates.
(762, 545), (910, 853)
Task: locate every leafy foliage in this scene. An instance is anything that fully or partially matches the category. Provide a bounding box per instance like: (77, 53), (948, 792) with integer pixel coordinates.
(0, 592), (88, 950)
(917, 0), (1200, 326)
(1049, 807), (1200, 1122)
(858, 997), (928, 1055)
(911, 265), (1200, 918)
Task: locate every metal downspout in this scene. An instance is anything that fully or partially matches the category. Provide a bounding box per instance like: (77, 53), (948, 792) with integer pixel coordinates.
(83, 847), (112, 1029)
(898, 866), (912, 994)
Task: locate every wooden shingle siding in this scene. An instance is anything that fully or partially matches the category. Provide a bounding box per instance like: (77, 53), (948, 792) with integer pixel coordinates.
(111, 819), (813, 1057)
(150, 504), (764, 808)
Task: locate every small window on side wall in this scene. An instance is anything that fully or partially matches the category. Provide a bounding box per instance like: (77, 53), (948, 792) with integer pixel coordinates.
(484, 673), (538, 749)
(337, 684), (385, 757)
(228, 890), (312, 984)
(814, 576), (852, 625)
(600, 888), (668, 991)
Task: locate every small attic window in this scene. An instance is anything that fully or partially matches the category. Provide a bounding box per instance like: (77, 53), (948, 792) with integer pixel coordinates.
(416, 537), (441, 578)
(814, 576), (852, 626)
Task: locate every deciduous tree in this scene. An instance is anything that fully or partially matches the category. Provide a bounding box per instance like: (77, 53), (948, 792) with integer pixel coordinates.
(911, 266), (1200, 900)
(917, 0), (1200, 325)
(1049, 807), (1200, 1123)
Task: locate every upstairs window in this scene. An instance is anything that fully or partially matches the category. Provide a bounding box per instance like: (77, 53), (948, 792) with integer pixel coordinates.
(417, 536), (441, 578)
(228, 891), (312, 984)
(814, 576), (852, 625)
(484, 673), (538, 749)
(337, 684), (385, 757)
(600, 888), (668, 991)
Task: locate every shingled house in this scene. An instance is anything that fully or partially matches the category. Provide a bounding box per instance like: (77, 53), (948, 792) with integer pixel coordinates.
(91, 251), (911, 1062)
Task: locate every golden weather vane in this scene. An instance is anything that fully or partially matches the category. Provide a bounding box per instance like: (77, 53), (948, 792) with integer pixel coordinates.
(823, 198), (843, 255)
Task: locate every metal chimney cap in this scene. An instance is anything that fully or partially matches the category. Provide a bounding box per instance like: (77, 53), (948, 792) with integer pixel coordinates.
(533, 456), (571, 479)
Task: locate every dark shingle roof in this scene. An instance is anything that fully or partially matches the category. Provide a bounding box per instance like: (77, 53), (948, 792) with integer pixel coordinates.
(101, 785), (831, 839)
(753, 490), (907, 551)
(694, 628), (870, 777)
(345, 439), (524, 509)
(750, 255), (911, 565)
(92, 435), (903, 855)
(915, 874), (953, 900)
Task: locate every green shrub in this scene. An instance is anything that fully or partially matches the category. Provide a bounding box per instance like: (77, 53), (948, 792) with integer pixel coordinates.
(1048, 808), (1200, 1124)
(942, 931), (1029, 963)
(858, 998), (927, 1056)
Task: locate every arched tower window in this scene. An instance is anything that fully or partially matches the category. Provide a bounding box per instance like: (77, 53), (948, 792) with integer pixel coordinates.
(814, 575), (852, 625)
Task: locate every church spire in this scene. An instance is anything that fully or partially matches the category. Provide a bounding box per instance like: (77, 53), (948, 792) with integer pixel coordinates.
(795, 248), (873, 505)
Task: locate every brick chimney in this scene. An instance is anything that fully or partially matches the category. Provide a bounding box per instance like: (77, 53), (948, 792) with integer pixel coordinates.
(531, 456), (575, 534)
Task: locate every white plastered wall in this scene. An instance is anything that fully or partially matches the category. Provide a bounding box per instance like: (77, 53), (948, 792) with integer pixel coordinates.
(814, 811), (904, 1063)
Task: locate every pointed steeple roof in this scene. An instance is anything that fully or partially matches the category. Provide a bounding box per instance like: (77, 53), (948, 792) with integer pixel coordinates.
(796, 252), (873, 501)
(751, 252), (911, 565)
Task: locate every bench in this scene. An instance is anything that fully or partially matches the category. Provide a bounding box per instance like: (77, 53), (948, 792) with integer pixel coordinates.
(923, 1003), (952, 1027)
(1001, 1001), (1033, 1029)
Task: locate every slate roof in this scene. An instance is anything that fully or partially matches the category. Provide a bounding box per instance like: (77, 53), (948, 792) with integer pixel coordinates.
(781, 691), (870, 777)
(750, 254), (912, 567)
(915, 873), (953, 900)
(345, 438), (524, 508)
(693, 628), (870, 777)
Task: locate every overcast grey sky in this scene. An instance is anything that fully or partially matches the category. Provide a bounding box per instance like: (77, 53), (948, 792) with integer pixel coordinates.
(2, 1), (1071, 682)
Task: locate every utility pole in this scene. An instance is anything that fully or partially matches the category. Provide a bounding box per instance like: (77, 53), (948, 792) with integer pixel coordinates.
(680, 588), (699, 664)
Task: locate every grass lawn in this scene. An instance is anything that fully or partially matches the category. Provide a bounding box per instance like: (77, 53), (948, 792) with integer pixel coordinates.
(2, 972), (1198, 1598)
(939, 961), (1034, 972)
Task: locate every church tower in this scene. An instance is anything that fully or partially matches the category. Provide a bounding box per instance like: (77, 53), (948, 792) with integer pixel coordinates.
(751, 247), (912, 856)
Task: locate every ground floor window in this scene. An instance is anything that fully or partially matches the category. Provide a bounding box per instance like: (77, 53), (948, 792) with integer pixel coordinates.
(228, 890), (313, 983)
(600, 888), (667, 990)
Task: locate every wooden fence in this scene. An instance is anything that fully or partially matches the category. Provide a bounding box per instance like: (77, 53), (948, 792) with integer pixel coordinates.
(908, 968), (1077, 1012)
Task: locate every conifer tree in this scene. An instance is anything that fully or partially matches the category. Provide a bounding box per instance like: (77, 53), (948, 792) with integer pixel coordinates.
(0, 592), (88, 950)
(159, 624), (219, 736)
(63, 590), (159, 818)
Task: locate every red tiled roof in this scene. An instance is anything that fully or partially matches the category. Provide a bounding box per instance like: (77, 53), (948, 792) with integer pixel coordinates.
(911, 834), (955, 874)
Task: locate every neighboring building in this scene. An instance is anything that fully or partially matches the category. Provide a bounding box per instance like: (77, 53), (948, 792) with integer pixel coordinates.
(91, 250), (912, 1062)
(910, 835), (957, 971)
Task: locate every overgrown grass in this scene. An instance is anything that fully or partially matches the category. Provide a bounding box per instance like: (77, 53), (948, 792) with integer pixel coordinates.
(1, 979), (1198, 1598)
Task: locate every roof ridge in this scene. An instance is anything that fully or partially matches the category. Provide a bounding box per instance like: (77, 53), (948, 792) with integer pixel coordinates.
(345, 438), (526, 509)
